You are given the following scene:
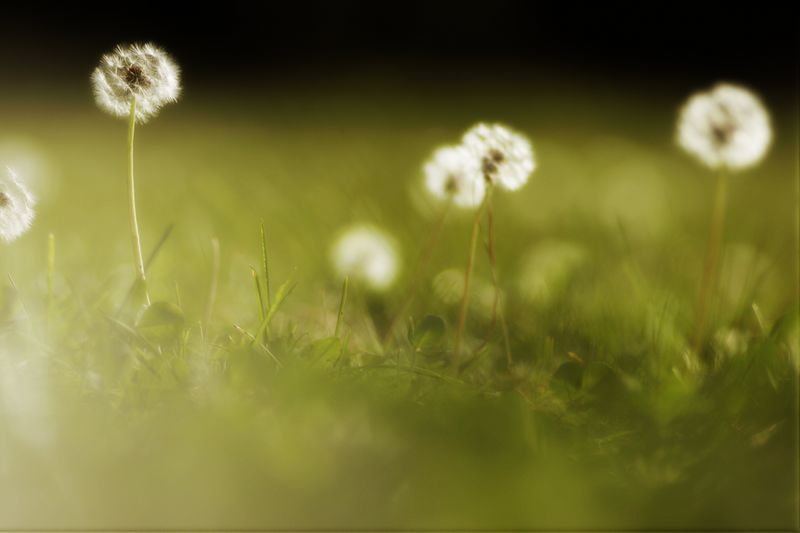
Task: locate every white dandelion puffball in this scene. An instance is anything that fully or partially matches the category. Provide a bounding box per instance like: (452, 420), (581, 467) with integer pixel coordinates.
(92, 43), (181, 124)
(677, 83), (772, 170)
(332, 225), (400, 291)
(0, 167), (36, 242)
(462, 123), (535, 191)
(424, 145), (485, 208)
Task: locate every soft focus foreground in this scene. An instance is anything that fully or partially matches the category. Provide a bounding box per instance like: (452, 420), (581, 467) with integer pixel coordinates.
(0, 79), (797, 529)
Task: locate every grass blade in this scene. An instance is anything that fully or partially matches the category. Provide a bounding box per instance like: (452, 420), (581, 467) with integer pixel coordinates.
(117, 223), (175, 314)
(261, 221), (272, 309)
(334, 276), (348, 338)
(253, 277), (296, 344)
(251, 266), (266, 321)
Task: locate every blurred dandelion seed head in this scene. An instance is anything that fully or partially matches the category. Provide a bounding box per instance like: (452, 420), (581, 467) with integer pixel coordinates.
(433, 268), (498, 317)
(331, 225), (399, 291)
(0, 140), (60, 205)
(92, 43), (181, 124)
(0, 167), (36, 243)
(517, 240), (587, 306)
(677, 83), (771, 170)
(462, 123), (535, 190)
(432, 268), (464, 305)
(423, 145), (485, 208)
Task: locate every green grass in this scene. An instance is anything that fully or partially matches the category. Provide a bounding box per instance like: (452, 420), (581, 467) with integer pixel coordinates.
(0, 79), (797, 529)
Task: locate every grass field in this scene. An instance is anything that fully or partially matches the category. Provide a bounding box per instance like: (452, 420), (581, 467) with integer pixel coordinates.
(0, 77), (797, 529)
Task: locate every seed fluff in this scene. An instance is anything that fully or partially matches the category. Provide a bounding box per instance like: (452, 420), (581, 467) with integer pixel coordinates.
(462, 123), (535, 191)
(424, 145), (485, 208)
(677, 83), (772, 170)
(92, 43), (181, 124)
(0, 167), (36, 243)
(331, 225), (400, 291)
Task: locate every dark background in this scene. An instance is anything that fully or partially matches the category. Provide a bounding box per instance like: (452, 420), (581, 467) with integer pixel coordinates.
(1, 3), (796, 94)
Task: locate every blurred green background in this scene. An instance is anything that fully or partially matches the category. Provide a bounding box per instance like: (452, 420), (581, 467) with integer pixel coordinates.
(0, 76), (797, 529)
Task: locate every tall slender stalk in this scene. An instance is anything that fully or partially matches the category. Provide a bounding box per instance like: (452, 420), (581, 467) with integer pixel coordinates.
(127, 96), (150, 305)
(335, 276), (349, 338)
(484, 184), (497, 320)
(453, 195), (488, 370)
(252, 266), (266, 321)
(482, 183), (513, 366)
(261, 221), (272, 309)
(692, 168), (729, 354)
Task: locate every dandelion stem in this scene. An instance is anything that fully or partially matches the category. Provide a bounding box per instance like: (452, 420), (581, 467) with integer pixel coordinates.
(482, 184), (513, 366)
(127, 96), (150, 305)
(116, 224), (173, 315)
(454, 194), (488, 370)
(485, 185), (498, 323)
(692, 168), (729, 355)
(382, 200), (451, 346)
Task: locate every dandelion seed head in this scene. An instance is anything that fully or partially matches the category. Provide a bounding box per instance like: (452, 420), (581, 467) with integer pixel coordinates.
(424, 145), (485, 208)
(92, 43), (181, 124)
(677, 83), (771, 170)
(0, 167), (36, 243)
(331, 225), (399, 291)
(0, 140), (60, 205)
(462, 123), (535, 191)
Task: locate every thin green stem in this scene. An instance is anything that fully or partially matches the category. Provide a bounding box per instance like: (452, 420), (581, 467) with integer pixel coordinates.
(261, 221), (272, 309)
(335, 276), (349, 338)
(692, 168), (729, 355)
(127, 96), (150, 305)
(453, 195), (488, 370)
(116, 224), (173, 316)
(252, 266), (266, 321)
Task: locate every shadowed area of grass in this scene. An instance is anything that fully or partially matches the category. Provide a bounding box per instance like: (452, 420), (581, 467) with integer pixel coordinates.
(0, 78), (797, 529)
